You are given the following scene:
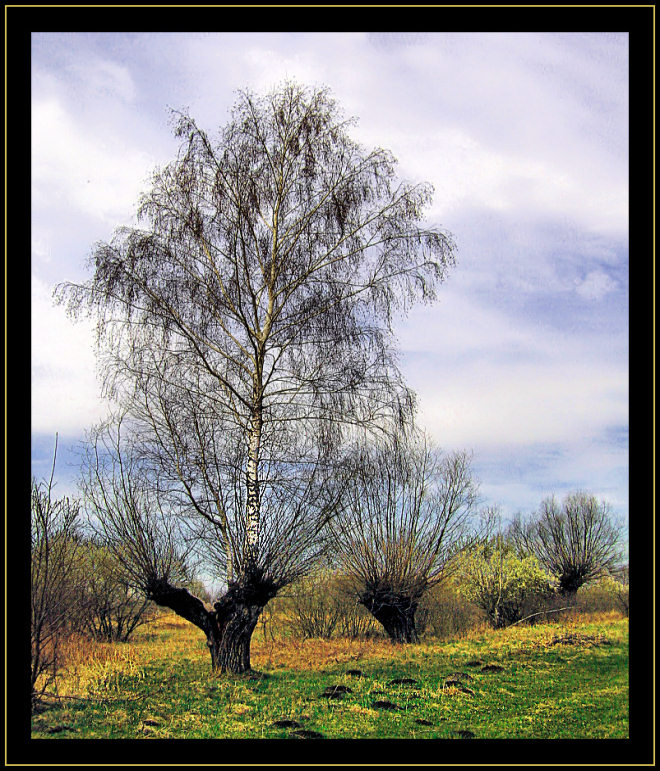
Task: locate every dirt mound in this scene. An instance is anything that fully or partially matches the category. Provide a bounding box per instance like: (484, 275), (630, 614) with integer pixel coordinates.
(320, 684), (353, 699)
(371, 699), (400, 710)
(46, 724), (74, 734)
(453, 729), (475, 739)
(480, 664), (504, 672)
(271, 719), (302, 729)
(549, 633), (611, 647)
(444, 680), (475, 695)
(414, 718), (433, 726)
(388, 677), (419, 686)
(290, 729), (324, 739)
(346, 669), (366, 677)
(465, 659), (483, 667)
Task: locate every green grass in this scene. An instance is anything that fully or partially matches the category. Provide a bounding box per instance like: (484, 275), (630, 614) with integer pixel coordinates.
(31, 613), (628, 740)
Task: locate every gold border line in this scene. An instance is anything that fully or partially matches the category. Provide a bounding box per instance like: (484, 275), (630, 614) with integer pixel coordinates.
(11, 8), (652, 767)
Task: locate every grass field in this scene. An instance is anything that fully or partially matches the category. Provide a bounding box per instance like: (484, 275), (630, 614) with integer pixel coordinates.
(31, 611), (628, 740)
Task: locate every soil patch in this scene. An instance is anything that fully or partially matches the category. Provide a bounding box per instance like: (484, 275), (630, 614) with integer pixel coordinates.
(444, 681), (475, 695)
(271, 719), (302, 729)
(549, 633), (611, 647)
(320, 684), (353, 699)
(46, 725), (74, 734)
(290, 729), (324, 739)
(371, 700), (400, 710)
(388, 677), (419, 686)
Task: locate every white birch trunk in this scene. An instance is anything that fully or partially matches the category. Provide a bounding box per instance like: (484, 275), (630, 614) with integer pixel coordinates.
(245, 407), (262, 562)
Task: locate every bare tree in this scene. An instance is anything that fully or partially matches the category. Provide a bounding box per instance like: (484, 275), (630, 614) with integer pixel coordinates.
(510, 491), (623, 595)
(31, 438), (83, 704)
(330, 433), (478, 643)
(58, 82), (455, 672)
(74, 536), (155, 643)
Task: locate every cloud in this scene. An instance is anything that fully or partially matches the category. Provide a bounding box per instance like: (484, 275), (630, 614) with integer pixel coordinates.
(396, 285), (627, 452)
(574, 270), (618, 301)
(31, 275), (109, 436)
(411, 356), (626, 450)
(64, 56), (137, 103)
(32, 97), (158, 225)
(475, 439), (628, 521)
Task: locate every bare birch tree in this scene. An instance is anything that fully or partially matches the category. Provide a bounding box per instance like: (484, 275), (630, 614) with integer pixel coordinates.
(58, 81), (455, 672)
(330, 433), (478, 643)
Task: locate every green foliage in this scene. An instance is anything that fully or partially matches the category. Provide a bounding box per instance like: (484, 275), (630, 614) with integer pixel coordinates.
(455, 540), (556, 628)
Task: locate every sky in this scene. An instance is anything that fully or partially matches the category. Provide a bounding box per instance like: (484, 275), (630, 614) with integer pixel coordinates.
(31, 32), (629, 528)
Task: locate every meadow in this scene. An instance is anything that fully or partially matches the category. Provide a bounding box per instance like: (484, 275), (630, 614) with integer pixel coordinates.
(30, 610), (628, 741)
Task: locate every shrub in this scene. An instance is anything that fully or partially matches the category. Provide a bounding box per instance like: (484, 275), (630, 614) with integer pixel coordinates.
(285, 570), (383, 640)
(286, 570), (344, 640)
(416, 581), (484, 639)
(74, 540), (156, 642)
(455, 540), (556, 628)
(575, 573), (629, 616)
(31, 462), (83, 704)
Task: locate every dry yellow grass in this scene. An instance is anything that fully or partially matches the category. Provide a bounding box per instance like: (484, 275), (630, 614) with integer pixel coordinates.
(44, 608), (627, 702)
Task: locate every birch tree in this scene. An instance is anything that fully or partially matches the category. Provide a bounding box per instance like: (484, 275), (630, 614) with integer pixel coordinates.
(58, 82), (456, 672)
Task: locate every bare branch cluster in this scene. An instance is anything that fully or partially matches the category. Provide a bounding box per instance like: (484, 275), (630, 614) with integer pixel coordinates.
(330, 432), (479, 642)
(31, 439), (83, 702)
(510, 491), (623, 594)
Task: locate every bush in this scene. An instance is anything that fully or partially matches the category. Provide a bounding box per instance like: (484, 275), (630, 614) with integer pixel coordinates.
(285, 570), (382, 640)
(74, 540), (156, 642)
(416, 582), (484, 639)
(575, 574), (629, 616)
(286, 570), (343, 639)
(455, 540), (556, 628)
(31, 468), (83, 703)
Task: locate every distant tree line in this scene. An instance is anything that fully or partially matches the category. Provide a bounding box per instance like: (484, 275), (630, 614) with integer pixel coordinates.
(31, 434), (627, 703)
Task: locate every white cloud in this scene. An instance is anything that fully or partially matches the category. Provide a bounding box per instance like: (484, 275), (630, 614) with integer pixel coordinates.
(32, 97), (156, 225)
(396, 291), (627, 450)
(413, 359), (626, 449)
(574, 270), (618, 301)
(31, 275), (109, 436)
(65, 57), (137, 103)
